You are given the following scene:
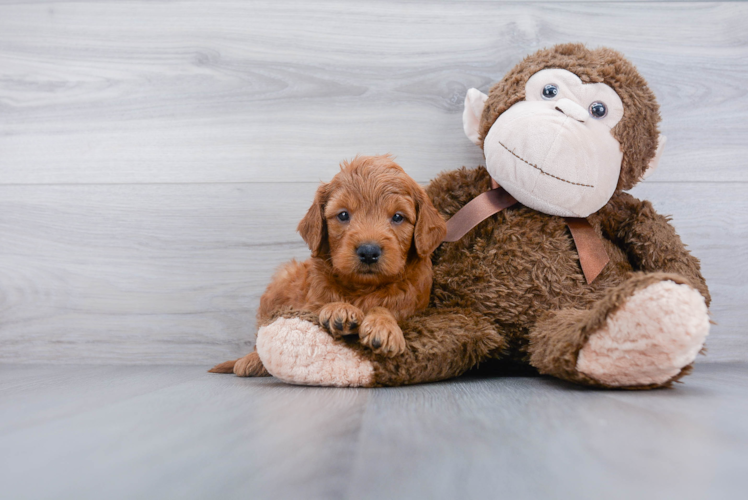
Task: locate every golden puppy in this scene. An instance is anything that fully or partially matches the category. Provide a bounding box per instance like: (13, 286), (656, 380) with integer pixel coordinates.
(210, 155), (447, 377)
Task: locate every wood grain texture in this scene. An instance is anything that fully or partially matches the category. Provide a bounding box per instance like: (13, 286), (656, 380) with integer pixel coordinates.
(0, 363), (746, 499)
(0, 1), (746, 364)
(0, 182), (744, 364)
(0, 184), (312, 364)
(1, 1), (747, 184)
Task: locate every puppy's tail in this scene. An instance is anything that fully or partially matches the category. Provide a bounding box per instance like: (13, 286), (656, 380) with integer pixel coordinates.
(208, 359), (237, 374)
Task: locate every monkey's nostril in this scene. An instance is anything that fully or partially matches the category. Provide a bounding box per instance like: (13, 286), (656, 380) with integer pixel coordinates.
(554, 99), (587, 122)
(356, 244), (382, 264)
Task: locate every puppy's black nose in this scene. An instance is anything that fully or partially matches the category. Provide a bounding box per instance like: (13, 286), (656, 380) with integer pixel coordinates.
(356, 244), (381, 264)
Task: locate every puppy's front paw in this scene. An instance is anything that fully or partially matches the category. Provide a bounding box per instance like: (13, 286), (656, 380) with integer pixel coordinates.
(319, 302), (365, 338)
(359, 307), (406, 356)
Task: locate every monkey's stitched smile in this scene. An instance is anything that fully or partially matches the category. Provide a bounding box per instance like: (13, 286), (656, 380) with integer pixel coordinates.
(498, 141), (594, 188)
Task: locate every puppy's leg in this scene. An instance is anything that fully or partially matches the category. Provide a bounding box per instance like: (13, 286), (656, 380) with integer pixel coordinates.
(208, 359), (237, 373)
(233, 351), (271, 377)
(208, 350), (272, 377)
(319, 302), (365, 338)
(359, 307), (406, 356)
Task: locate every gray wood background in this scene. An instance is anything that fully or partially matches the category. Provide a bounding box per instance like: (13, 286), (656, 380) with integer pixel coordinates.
(1, 0), (746, 365)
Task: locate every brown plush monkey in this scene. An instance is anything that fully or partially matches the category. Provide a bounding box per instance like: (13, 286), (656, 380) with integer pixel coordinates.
(240, 44), (711, 389)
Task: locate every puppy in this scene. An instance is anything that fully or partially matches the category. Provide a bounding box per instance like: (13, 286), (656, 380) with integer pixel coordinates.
(210, 155), (447, 377)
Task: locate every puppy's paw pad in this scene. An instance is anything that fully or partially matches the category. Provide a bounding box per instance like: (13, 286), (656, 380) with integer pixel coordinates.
(319, 303), (365, 338)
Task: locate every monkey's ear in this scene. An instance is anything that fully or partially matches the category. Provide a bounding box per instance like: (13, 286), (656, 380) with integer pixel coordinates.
(463, 88), (489, 146)
(297, 183), (329, 258)
(642, 135), (667, 180)
(414, 187), (447, 258)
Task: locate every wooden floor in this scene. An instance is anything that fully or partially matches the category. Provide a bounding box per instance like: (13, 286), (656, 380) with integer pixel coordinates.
(0, 362), (746, 500)
(1, 0), (747, 365)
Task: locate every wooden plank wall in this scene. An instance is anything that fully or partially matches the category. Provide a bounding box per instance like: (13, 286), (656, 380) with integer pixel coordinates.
(1, 1), (746, 364)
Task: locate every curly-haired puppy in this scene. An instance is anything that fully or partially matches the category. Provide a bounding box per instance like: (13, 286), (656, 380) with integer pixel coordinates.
(210, 155), (447, 377)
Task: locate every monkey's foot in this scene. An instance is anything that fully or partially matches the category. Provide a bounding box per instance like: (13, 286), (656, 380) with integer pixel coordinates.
(256, 317), (375, 387)
(577, 280), (710, 387)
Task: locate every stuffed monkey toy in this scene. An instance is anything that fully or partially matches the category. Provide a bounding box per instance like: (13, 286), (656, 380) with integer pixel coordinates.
(243, 44), (711, 389)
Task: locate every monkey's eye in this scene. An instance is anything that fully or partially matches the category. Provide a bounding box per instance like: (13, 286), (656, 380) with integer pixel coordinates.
(542, 84), (559, 100)
(589, 102), (607, 118)
(336, 211), (350, 222)
(391, 213), (405, 224)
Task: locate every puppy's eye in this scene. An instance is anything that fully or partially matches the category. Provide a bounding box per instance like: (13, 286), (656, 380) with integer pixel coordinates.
(391, 213), (404, 224)
(336, 211), (350, 222)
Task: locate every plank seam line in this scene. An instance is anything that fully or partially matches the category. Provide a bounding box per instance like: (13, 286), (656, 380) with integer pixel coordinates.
(0, 181), (745, 187)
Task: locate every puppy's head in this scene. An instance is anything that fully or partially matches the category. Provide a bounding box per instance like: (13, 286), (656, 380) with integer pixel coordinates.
(298, 155), (446, 284)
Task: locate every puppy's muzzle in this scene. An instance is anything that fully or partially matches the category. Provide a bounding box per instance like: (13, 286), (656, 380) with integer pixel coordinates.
(356, 244), (381, 265)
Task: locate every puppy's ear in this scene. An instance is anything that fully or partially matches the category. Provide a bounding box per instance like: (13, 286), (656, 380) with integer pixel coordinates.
(297, 183), (329, 258)
(413, 186), (447, 258)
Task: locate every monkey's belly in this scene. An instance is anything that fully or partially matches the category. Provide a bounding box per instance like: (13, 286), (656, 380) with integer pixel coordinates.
(431, 206), (632, 330)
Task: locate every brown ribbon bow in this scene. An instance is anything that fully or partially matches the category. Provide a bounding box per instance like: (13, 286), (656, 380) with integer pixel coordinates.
(443, 185), (609, 284)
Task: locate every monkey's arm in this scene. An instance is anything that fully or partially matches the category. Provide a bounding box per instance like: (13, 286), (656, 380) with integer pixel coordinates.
(598, 192), (710, 305)
(254, 307), (504, 387)
(426, 165), (493, 218)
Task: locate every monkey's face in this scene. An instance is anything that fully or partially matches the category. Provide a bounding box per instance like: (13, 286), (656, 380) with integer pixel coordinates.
(482, 69), (625, 217)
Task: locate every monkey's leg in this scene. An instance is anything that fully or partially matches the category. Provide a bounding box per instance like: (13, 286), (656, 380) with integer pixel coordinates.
(528, 272), (710, 389)
(255, 308), (504, 387)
